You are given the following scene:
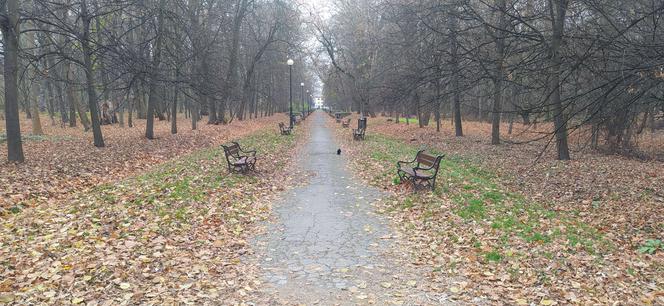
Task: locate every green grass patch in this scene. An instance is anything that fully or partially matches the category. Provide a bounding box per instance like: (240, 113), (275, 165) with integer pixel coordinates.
(394, 117), (420, 124)
(84, 129), (297, 233)
(485, 250), (503, 262)
(351, 133), (607, 262)
(0, 133), (74, 144)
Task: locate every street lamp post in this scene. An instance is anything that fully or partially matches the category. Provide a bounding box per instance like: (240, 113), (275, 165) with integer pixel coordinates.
(300, 82), (305, 119)
(287, 59), (294, 128)
(306, 90), (310, 114)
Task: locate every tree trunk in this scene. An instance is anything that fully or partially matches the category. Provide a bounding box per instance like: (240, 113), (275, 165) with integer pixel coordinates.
(521, 111), (531, 124)
(220, 0), (250, 124)
(649, 108), (656, 134)
(591, 123), (599, 149)
(81, 0), (104, 147)
(491, 0), (507, 145)
(171, 70), (179, 134)
(435, 82), (441, 132)
(118, 99), (125, 127)
(1, 0), (25, 162)
(56, 81), (68, 126)
(51, 60), (69, 126)
(25, 29), (44, 135)
(549, 0), (570, 160)
(450, 8), (463, 137)
(191, 100), (198, 130)
(69, 89), (77, 127)
(45, 77), (57, 126)
(30, 86), (44, 135)
(205, 64), (218, 124)
(145, 0), (166, 139)
(128, 90), (134, 128)
(65, 62), (90, 131)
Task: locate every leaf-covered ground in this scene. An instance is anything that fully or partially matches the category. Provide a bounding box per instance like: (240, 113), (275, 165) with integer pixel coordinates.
(0, 118), (304, 304)
(0, 115), (286, 213)
(332, 114), (663, 305)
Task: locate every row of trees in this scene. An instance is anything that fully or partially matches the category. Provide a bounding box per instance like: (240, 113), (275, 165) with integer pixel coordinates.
(1, 0), (316, 162)
(316, 0), (664, 159)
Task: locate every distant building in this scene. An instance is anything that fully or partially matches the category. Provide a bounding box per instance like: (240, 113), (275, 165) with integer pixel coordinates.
(314, 97), (324, 108)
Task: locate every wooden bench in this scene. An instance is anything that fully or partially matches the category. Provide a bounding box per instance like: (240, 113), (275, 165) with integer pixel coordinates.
(353, 127), (365, 140)
(341, 118), (351, 128)
(279, 122), (292, 135)
(397, 150), (444, 191)
(221, 142), (257, 173)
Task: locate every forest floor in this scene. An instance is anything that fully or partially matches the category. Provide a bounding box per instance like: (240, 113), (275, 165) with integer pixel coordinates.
(0, 115), (285, 211)
(0, 114), (308, 304)
(332, 114), (663, 305)
(0, 112), (662, 305)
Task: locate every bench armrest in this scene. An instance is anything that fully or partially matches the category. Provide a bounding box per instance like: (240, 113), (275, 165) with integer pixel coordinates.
(397, 150), (424, 169)
(240, 149), (256, 157)
(397, 159), (415, 169)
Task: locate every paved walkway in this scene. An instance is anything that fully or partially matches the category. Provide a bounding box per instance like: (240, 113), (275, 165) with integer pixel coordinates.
(253, 112), (443, 305)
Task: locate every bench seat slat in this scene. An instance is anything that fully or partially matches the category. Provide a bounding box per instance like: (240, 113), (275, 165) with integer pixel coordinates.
(234, 156), (256, 165)
(399, 167), (433, 179)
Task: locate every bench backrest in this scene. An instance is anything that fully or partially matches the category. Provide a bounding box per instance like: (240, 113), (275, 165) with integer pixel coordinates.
(358, 118), (367, 129)
(416, 150), (443, 170)
(222, 142), (241, 158)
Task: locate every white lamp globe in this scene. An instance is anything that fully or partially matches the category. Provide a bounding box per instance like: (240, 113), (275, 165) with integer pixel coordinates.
(287, 59), (294, 66)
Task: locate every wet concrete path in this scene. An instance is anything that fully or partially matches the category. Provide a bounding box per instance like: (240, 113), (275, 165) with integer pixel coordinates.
(253, 112), (442, 305)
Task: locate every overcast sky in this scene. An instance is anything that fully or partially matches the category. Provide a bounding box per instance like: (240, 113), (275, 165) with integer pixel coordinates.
(295, 0), (334, 97)
(300, 0), (333, 20)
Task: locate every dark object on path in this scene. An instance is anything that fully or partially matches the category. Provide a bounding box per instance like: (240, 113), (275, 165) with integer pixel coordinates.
(341, 118), (351, 128)
(279, 122), (292, 135)
(397, 150), (444, 191)
(337, 148), (342, 155)
(221, 142), (257, 173)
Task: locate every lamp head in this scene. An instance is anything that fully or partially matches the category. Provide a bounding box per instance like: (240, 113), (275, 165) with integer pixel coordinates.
(300, 82), (304, 87)
(287, 59), (294, 66)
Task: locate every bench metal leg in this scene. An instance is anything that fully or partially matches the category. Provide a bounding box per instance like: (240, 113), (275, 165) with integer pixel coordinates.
(397, 169), (406, 183)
